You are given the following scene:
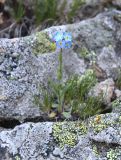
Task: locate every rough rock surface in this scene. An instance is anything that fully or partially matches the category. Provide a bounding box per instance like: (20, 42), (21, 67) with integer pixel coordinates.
(0, 10), (121, 122)
(0, 112), (120, 160)
(89, 78), (115, 104)
(112, 0), (121, 8)
(0, 34), (86, 122)
(0, 9), (121, 160)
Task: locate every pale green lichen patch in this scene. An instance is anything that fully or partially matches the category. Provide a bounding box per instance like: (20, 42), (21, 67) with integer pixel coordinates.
(92, 145), (99, 157)
(107, 147), (121, 160)
(32, 32), (56, 55)
(89, 115), (111, 134)
(52, 121), (87, 149)
(89, 114), (121, 134)
(15, 155), (21, 160)
(91, 142), (121, 160)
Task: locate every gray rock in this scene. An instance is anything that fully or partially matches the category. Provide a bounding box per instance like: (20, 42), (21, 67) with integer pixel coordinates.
(112, 102), (121, 114)
(0, 122), (53, 159)
(53, 147), (64, 159)
(0, 113), (120, 160)
(115, 89), (121, 98)
(97, 46), (121, 79)
(0, 10), (121, 122)
(112, 0), (121, 8)
(89, 78), (115, 104)
(0, 38), (86, 122)
(88, 113), (121, 144)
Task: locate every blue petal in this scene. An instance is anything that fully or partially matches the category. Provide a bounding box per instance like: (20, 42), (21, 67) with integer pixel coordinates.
(63, 32), (72, 42)
(56, 40), (66, 49)
(53, 32), (64, 42)
(65, 41), (72, 48)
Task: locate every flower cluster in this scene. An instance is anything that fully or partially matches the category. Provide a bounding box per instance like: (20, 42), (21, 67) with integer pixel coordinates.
(52, 31), (72, 49)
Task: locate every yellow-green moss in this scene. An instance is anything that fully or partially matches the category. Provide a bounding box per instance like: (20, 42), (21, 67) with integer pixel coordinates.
(32, 32), (56, 55)
(52, 121), (87, 149)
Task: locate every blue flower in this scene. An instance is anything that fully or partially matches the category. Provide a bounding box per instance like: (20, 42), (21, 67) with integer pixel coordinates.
(56, 40), (66, 49)
(65, 41), (72, 49)
(53, 32), (63, 42)
(63, 32), (72, 42)
(52, 31), (72, 49)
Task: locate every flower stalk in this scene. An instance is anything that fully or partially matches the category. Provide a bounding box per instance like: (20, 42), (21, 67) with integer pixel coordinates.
(57, 49), (63, 81)
(52, 31), (72, 114)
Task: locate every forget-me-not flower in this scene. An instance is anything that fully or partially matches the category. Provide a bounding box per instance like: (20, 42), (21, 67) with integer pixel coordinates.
(65, 41), (72, 49)
(56, 40), (66, 49)
(63, 32), (72, 42)
(52, 31), (72, 49)
(52, 32), (63, 42)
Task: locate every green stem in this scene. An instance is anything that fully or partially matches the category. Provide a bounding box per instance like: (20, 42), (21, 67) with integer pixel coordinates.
(57, 49), (63, 81)
(57, 49), (63, 113)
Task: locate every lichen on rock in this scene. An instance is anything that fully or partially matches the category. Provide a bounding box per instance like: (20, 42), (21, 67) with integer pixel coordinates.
(88, 113), (121, 145)
(32, 32), (56, 55)
(107, 147), (121, 160)
(52, 121), (87, 149)
(89, 113), (121, 134)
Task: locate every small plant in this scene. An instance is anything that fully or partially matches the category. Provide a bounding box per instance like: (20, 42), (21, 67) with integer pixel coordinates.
(49, 31), (73, 116)
(68, 0), (85, 22)
(33, 31), (103, 120)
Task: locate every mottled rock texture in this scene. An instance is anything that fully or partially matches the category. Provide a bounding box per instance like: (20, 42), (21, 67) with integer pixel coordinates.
(0, 9), (121, 160)
(0, 113), (120, 160)
(89, 78), (115, 104)
(0, 10), (121, 122)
